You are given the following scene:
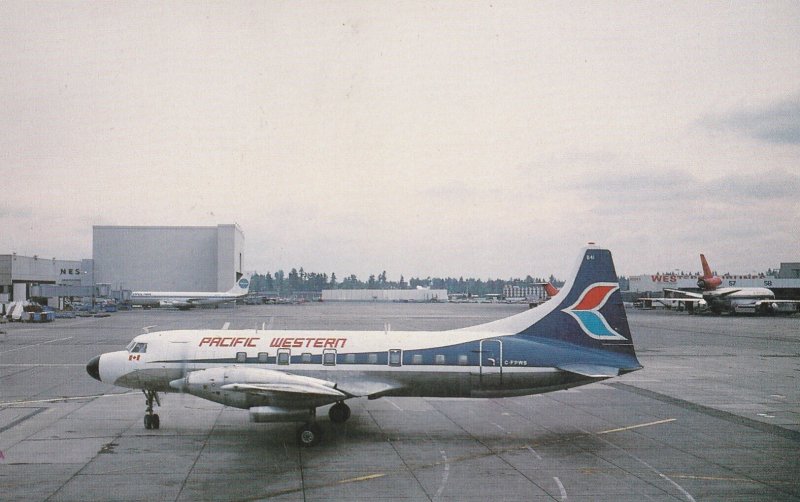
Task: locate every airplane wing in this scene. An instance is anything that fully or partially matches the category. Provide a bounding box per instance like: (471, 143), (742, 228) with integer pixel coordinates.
(663, 289), (704, 299)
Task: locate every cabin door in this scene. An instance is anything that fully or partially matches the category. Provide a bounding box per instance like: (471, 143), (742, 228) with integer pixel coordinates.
(472, 339), (503, 389)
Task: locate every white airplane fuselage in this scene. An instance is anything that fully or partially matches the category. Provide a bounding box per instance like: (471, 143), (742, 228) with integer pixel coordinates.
(130, 291), (242, 308)
(99, 328), (601, 406)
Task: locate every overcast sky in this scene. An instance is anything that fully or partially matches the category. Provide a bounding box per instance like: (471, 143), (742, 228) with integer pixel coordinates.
(2, 2), (798, 280)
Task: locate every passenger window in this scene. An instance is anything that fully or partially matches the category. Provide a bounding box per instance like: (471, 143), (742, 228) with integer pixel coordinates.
(301, 352), (312, 363)
(411, 354), (423, 365)
(435, 354), (446, 365)
(368, 353), (379, 364)
(257, 352), (268, 363)
(236, 352), (247, 363)
(344, 353), (355, 364)
(458, 354), (469, 365)
(389, 349), (401, 367)
(323, 349), (336, 366)
(277, 349), (290, 365)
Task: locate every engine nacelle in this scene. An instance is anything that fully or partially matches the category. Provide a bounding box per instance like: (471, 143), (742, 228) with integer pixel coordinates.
(697, 276), (721, 290)
(249, 406), (313, 423)
(169, 366), (342, 409)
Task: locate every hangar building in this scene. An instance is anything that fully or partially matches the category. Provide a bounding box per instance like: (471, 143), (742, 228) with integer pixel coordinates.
(93, 224), (244, 291)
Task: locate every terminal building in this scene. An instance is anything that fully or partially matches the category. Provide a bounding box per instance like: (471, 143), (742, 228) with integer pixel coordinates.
(628, 262), (800, 300)
(93, 224), (245, 291)
(0, 254), (92, 303)
(321, 288), (448, 302)
(2, 224), (245, 307)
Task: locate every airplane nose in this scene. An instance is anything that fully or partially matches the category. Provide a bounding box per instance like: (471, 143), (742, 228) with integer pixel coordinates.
(86, 355), (101, 381)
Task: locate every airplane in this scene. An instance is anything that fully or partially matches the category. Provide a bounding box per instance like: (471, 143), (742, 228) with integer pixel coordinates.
(659, 254), (799, 314)
(526, 282), (559, 308)
(543, 282), (560, 297)
(87, 245), (642, 446)
(129, 276), (251, 310)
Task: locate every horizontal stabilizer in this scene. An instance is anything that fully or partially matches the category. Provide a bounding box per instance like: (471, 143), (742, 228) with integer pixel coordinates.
(557, 364), (621, 378)
(221, 382), (345, 398)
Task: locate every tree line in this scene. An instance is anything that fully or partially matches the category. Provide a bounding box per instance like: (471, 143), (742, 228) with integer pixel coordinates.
(248, 267), (566, 297)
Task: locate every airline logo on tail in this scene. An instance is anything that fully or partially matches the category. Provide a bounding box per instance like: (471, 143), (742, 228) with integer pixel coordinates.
(562, 282), (626, 340)
(238, 278), (249, 289)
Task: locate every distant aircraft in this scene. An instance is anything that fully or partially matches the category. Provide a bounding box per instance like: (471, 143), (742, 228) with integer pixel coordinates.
(130, 277), (250, 310)
(661, 254), (799, 314)
(543, 282), (560, 297)
(87, 245), (642, 446)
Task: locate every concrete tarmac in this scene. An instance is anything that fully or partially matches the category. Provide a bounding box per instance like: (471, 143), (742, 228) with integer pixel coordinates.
(0, 304), (798, 501)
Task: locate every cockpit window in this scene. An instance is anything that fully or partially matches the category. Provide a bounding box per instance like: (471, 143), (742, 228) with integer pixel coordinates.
(126, 341), (135, 351)
(130, 342), (148, 353)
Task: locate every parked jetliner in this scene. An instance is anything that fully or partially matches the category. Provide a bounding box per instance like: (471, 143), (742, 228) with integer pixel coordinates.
(87, 246), (641, 446)
(664, 254), (798, 314)
(130, 277), (250, 310)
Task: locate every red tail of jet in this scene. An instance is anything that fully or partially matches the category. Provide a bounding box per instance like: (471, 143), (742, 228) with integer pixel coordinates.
(543, 282), (560, 297)
(697, 254), (722, 291)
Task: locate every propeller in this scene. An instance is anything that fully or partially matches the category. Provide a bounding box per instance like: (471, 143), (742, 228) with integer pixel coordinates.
(168, 341), (192, 393)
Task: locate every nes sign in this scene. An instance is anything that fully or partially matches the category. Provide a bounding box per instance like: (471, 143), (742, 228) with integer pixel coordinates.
(61, 268), (81, 276)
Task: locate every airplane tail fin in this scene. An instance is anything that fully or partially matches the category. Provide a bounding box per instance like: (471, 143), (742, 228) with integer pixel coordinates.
(462, 245), (640, 372)
(700, 254), (713, 278)
(543, 282), (560, 297)
(697, 254), (721, 290)
(227, 276), (251, 295)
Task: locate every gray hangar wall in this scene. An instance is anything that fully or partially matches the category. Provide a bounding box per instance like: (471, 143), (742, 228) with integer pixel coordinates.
(92, 225), (244, 291)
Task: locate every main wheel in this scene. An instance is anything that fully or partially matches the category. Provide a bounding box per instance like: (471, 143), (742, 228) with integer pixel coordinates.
(329, 402), (351, 423)
(297, 423), (322, 447)
(151, 414), (160, 429)
(144, 414), (152, 429)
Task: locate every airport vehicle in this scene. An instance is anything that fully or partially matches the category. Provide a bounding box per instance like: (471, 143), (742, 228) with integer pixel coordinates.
(130, 277), (250, 310)
(87, 245), (641, 446)
(663, 254), (799, 314)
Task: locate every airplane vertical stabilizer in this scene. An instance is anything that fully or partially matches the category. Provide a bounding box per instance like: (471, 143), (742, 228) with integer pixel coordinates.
(227, 276), (251, 295)
(459, 245), (639, 364)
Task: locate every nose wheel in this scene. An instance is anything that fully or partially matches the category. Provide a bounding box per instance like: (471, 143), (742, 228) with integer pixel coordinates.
(143, 389), (161, 430)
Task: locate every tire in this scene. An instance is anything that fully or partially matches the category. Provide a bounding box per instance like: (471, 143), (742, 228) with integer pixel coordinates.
(297, 423), (321, 447)
(152, 414), (160, 429)
(144, 415), (152, 429)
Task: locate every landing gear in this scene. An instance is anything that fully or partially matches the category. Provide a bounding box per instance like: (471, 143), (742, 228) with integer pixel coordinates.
(328, 401), (351, 423)
(296, 422), (322, 447)
(143, 389), (160, 430)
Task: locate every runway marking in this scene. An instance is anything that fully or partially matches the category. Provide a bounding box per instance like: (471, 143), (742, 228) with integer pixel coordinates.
(338, 473), (385, 484)
(489, 421), (507, 433)
(553, 476), (567, 500)
(221, 322), (230, 330)
(587, 428), (695, 502)
(433, 450), (450, 499)
(526, 445), (542, 460)
(610, 383), (800, 443)
(757, 413), (776, 418)
(386, 399), (403, 411)
(597, 418), (676, 434)
(670, 474), (758, 483)
(0, 336), (73, 355)
(0, 391), (137, 406)
(0, 407), (46, 433)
